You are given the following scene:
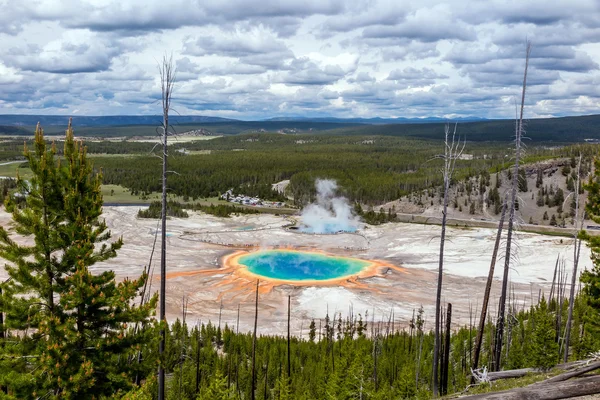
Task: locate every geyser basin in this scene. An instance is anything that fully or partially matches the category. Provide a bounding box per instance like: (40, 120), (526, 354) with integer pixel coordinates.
(237, 249), (369, 281)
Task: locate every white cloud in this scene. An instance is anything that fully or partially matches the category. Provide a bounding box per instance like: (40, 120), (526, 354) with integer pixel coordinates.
(0, 0), (599, 118)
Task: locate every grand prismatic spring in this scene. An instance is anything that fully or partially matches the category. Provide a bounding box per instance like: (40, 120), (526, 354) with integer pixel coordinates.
(218, 248), (404, 291)
(234, 249), (375, 281)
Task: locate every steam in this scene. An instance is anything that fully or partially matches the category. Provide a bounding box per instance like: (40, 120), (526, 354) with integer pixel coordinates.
(299, 179), (359, 234)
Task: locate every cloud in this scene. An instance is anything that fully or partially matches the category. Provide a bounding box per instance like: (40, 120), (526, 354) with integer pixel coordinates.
(184, 30), (290, 58)
(0, 0), (599, 119)
(277, 58), (349, 85)
(320, 5), (406, 34)
(3, 30), (129, 74)
(387, 67), (448, 81)
(361, 6), (477, 43)
(61, 0), (347, 36)
(183, 27), (294, 69)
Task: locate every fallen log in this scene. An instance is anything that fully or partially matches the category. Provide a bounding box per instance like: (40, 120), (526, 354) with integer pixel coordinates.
(459, 375), (600, 399)
(474, 359), (597, 382)
(541, 360), (600, 384)
(483, 368), (534, 382)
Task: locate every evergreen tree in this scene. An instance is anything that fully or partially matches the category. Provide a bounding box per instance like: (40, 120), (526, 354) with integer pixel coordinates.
(529, 297), (559, 370)
(274, 373), (292, 400)
(567, 176), (575, 192)
(518, 168), (528, 192)
(0, 122), (157, 398)
(309, 319), (316, 342)
(536, 168), (543, 188)
(554, 188), (565, 206)
(199, 371), (234, 400)
(536, 191), (544, 207)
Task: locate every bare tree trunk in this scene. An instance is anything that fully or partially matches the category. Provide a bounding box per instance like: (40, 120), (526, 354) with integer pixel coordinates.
(287, 295), (291, 382)
(373, 335), (378, 392)
(549, 255), (560, 304)
(218, 299), (223, 330)
(179, 296), (188, 399)
(263, 357), (269, 400)
(564, 154), (583, 362)
(433, 124), (464, 395)
(461, 375), (600, 400)
(0, 285), (5, 394)
(195, 323), (202, 395)
(494, 41), (531, 371)
(442, 304), (452, 396)
(158, 54), (175, 400)
(251, 280), (259, 400)
(416, 324), (424, 388)
(0, 285), (4, 342)
(236, 303), (240, 334)
(557, 260), (566, 353)
(473, 197), (507, 375)
(433, 181), (448, 396)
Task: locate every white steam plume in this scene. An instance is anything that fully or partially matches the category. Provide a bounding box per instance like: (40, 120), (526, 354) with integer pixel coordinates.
(300, 179), (359, 234)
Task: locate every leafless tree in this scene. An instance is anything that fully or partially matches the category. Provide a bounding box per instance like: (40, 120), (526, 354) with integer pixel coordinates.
(433, 123), (465, 396)
(494, 41), (531, 371)
(251, 280), (259, 400)
(472, 195), (508, 376)
(564, 154), (583, 362)
(158, 54), (175, 400)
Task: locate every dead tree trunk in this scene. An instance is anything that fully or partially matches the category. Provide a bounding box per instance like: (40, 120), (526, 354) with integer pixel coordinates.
(477, 358), (600, 382)
(0, 284), (5, 394)
(195, 324), (202, 395)
(461, 375), (600, 399)
(287, 295), (291, 382)
(442, 303), (452, 395)
(263, 357), (269, 400)
(549, 255), (560, 304)
(494, 41), (531, 371)
(564, 154), (583, 362)
(433, 123), (465, 395)
(251, 280), (259, 400)
(236, 303), (240, 334)
(158, 54), (175, 400)
(473, 197), (507, 375)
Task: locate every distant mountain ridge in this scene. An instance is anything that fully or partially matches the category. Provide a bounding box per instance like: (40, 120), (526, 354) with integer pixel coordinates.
(1, 113), (600, 143)
(0, 114), (489, 127)
(264, 116), (488, 124)
(0, 115), (236, 127)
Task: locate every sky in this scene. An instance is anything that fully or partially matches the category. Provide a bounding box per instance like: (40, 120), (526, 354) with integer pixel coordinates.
(0, 0), (599, 120)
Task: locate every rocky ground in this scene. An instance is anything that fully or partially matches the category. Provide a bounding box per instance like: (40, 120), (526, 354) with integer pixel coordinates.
(380, 158), (592, 230)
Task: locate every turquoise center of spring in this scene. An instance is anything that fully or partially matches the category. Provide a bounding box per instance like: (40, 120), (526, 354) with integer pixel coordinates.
(238, 250), (369, 281)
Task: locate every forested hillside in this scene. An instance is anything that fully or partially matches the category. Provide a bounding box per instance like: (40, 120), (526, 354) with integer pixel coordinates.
(1, 113), (600, 141)
(325, 114), (600, 142)
(91, 134), (582, 206)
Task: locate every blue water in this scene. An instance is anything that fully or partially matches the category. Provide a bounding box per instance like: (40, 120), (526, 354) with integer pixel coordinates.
(238, 250), (369, 281)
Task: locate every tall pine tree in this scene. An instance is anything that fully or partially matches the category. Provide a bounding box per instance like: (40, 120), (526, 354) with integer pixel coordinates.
(0, 121), (157, 398)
